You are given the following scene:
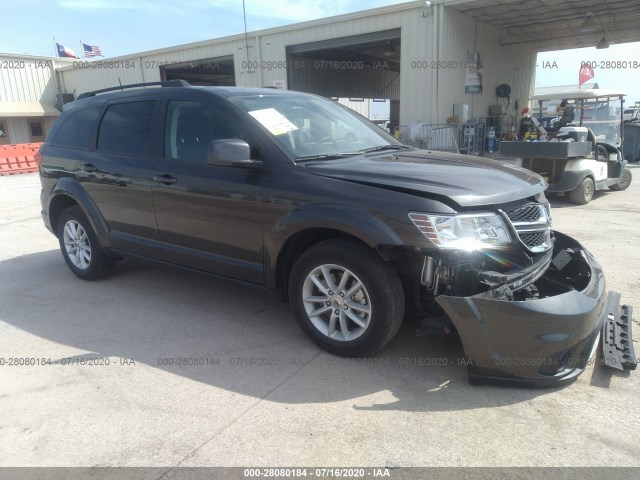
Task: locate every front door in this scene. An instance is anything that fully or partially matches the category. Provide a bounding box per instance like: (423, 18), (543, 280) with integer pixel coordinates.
(151, 97), (264, 283)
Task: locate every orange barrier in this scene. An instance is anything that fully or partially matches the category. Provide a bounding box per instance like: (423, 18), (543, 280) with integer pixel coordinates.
(0, 143), (43, 176)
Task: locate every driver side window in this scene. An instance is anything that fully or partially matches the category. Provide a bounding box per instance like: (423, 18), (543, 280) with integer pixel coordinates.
(164, 101), (242, 163)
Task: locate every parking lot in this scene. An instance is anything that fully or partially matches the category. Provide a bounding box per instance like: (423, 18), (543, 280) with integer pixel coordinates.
(1, 166), (639, 468)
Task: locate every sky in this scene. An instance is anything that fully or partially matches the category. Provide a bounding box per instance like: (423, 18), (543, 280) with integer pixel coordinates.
(0, 0), (408, 57)
(536, 44), (640, 104)
(1, 0), (638, 102)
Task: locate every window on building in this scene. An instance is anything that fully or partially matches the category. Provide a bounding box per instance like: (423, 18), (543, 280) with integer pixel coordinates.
(29, 119), (45, 142)
(97, 101), (155, 156)
(51, 107), (102, 149)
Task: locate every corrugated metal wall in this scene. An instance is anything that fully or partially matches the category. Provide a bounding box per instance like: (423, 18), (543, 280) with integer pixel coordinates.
(5, 118), (29, 143)
(289, 56), (400, 99)
(0, 55), (75, 143)
(57, 2), (536, 126)
(0, 55), (72, 104)
(433, 7), (536, 123)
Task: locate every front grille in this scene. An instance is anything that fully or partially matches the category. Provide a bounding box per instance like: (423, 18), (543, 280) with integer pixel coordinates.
(503, 203), (552, 253)
(505, 204), (544, 223)
(519, 231), (548, 249)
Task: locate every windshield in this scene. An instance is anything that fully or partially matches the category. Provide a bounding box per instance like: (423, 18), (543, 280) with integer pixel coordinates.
(229, 93), (405, 160)
(575, 98), (622, 146)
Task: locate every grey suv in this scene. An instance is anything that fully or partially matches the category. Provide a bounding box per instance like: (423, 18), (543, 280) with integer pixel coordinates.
(39, 81), (636, 386)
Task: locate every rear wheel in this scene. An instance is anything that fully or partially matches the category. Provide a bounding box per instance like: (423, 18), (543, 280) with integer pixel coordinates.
(569, 177), (594, 205)
(609, 168), (632, 191)
(57, 206), (115, 280)
(288, 239), (404, 357)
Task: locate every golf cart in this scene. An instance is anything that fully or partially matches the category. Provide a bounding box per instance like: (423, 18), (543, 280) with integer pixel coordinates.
(499, 88), (632, 204)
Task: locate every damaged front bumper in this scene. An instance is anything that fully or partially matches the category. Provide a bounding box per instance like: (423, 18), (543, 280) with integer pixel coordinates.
(436, 231), (636, 387)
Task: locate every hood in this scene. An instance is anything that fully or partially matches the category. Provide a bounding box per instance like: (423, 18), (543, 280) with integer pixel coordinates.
(304, 149), (547, 207)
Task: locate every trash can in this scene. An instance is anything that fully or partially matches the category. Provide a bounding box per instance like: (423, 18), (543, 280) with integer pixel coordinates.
(623, 123), (640, 162)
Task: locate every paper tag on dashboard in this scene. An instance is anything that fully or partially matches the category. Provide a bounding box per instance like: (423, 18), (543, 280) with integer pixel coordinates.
(248, 108), (298, 136)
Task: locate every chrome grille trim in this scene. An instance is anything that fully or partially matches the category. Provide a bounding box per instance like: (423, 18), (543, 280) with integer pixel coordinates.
(502, 203), (552, 253)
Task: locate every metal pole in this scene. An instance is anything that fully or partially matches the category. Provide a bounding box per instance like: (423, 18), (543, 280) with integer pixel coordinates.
(242, 0), (252, 76)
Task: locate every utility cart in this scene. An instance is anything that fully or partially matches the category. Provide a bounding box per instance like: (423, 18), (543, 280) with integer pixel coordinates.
(499, 89), (632, 204)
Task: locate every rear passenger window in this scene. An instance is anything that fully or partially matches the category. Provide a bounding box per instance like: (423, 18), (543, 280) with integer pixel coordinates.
(164, 101), (242, 163)
(51, 107), (101, 148)
(97, 101), (155, 156)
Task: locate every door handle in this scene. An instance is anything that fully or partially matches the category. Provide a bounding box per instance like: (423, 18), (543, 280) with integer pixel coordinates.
(81, 163), (97, 173)
(152, 174), (177, 185)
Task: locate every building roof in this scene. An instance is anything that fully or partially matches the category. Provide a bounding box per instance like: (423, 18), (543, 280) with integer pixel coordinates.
(530, 88), (627, 101)
(0, 52), (76, 62)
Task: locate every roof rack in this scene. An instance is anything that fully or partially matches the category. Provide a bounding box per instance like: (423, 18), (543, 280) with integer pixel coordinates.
(77, 79), (190, 100)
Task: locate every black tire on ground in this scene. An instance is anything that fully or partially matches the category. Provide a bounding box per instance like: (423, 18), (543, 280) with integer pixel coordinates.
(569, 177), (595, 205)
(609, 168), (632, 191)
(288, 238), (405, 357)
(57, 205), (115, 280)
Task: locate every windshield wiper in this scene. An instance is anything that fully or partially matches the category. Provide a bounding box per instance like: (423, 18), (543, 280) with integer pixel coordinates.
(358, 144), (413, 154)
(295, 153), (360, 162)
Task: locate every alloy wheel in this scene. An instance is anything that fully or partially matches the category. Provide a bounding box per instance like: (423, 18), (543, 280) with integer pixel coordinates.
(301, 264), (372, 342)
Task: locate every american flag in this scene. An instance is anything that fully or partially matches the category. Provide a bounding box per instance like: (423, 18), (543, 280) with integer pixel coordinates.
(82, 43), (103, 58)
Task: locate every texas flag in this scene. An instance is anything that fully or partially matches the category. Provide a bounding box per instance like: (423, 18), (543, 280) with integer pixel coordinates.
(56, 43), (79, 59)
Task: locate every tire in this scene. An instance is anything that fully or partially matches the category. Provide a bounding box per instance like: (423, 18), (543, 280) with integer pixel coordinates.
(57, 205), (115, 280)
(288, 238), (404, 357)
(609, 168), (632, 191)
(569, 177), (595, 205)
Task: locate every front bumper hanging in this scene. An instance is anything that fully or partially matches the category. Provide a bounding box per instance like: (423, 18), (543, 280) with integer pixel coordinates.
(436, 231), (636, 387)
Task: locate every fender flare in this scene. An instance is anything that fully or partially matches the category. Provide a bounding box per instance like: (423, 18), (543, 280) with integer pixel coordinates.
(265, 204), (405, 291)
(546, 169), (594, 193)
(49, 177), (110, 244)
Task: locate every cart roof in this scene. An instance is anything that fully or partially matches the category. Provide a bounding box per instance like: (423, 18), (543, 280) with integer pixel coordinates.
(530, 89), (627, 101)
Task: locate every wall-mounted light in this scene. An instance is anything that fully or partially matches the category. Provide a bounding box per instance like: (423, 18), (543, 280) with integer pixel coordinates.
(421, 1), (433, 17)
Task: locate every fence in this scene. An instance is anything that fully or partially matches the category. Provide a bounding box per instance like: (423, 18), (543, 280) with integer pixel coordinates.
(398, 123), (486, 155)
(0, 143), (42, 176)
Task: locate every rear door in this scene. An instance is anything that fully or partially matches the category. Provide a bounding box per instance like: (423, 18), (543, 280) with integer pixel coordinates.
(81, 98), (162, 258)
(150, 93), (264, 283)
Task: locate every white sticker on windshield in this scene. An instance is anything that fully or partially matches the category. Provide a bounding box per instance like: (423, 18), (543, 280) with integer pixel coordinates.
(248, 108), (298, 136)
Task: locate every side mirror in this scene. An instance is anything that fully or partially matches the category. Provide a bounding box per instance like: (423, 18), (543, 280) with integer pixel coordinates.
(207, 139), (262, 169)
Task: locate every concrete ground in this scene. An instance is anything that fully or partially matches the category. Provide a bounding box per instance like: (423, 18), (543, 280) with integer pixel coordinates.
(0, 167), (639, 468)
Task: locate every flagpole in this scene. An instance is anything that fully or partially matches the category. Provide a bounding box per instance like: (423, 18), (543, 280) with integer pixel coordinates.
(53, 36), (58, 57)
(80, 40), (83, 59)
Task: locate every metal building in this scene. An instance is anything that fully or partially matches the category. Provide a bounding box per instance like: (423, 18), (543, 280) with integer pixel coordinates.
(1, 0), (638, 146)
(54, 2), (536, 131)
(0, 54), (74, 145)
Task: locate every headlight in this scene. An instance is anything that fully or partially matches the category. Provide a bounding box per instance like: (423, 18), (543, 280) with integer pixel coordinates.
(409, 212), (512, 249)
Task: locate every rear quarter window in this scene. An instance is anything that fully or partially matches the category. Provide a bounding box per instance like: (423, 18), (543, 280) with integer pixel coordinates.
(50, 106), (102, 149)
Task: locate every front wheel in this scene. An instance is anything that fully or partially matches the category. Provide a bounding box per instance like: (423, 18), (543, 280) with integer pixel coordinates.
(57, 205), (115, 280)
(569, 177), (595, 205)
(288, 239), (404, 357)
(609, 168), (632, 191)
